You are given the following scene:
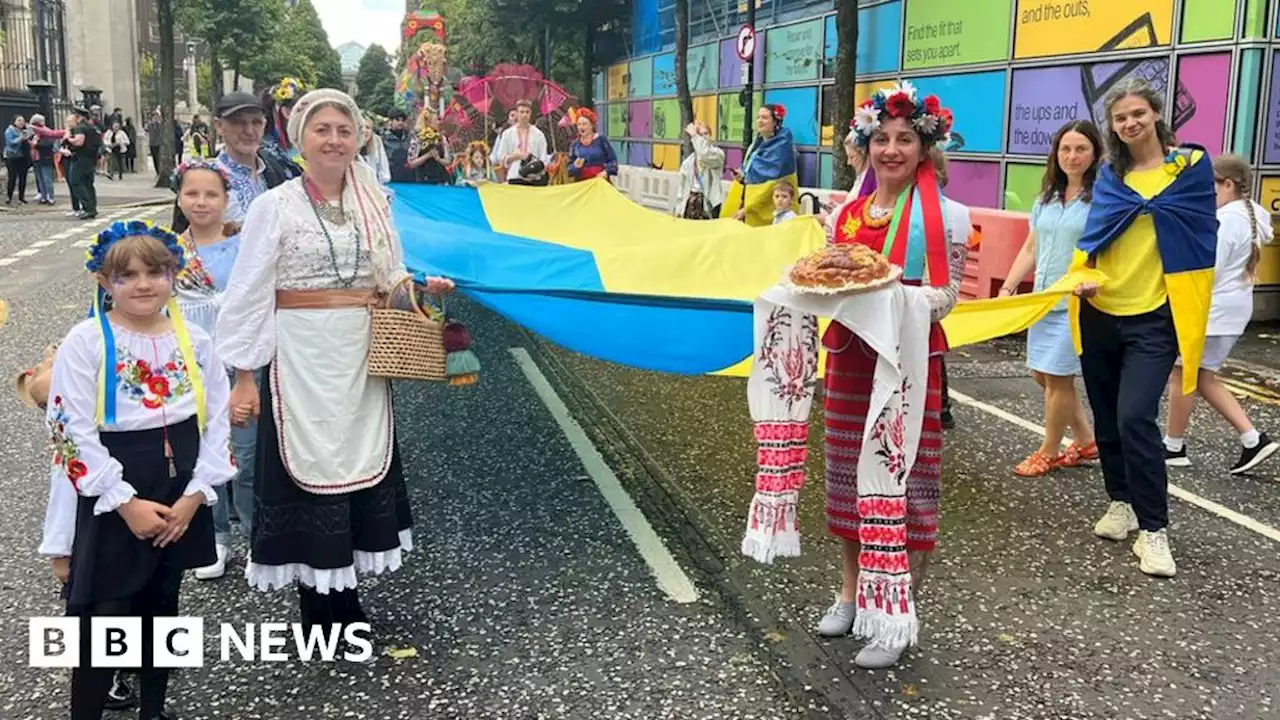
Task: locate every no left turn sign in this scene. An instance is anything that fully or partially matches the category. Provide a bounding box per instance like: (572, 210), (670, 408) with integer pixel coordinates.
(736, 25), (756, 61)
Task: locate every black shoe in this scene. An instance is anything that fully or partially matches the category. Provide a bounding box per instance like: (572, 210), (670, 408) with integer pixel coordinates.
(1165, 445), (1191, 467)
(141, 711), (178, 720)
(78, 211), (97, 220)
(1231, 432), (1280, 475)
(103, 670), (137, 710)
(940, 409), (955, 430)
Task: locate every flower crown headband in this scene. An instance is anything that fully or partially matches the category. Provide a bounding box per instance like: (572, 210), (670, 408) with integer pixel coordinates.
(766, 104), (786, 124)
(170, 159), (231, 193)
(85, 220), (186, 274)
(851, 81), (953, 149)
(273, 77), (305, 105)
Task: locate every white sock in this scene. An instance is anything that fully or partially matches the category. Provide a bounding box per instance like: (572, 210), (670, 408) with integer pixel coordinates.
(1164, 436), (1184, 452)
(1241, 429), (1260, 449)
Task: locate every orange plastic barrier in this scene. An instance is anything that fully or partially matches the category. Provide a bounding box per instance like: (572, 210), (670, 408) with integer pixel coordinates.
(960, 208), (1031, 301)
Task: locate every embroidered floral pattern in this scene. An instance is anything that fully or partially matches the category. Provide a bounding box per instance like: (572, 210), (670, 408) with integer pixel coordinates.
(115, 345), (193, 409)
(757, 305), (819, 415)
(48, 395), (88, 487)
(870, 375), (912, 486)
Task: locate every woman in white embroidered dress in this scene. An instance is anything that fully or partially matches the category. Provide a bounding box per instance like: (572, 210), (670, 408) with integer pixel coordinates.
(216, 89), (454, 631)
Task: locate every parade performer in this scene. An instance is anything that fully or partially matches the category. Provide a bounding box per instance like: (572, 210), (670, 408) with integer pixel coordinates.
(48, 220), (234, 720)
(454, 140), (496, 186)
(675, 121), (726, 219)
(216, 89), (454, 632)
(566, 107), (617, 182)
(999, 120), (1103, 477)
(264, 76), (306, 167)
(1071, 79), (1217, 579)
(721, 104), (798, 227)
(812, 83), (967, 669)
(408, 108), (452, 185)
(1163, 154), (1280, 474)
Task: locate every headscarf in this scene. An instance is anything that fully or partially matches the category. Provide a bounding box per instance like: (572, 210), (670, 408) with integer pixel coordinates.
(287, 89), (403, 290)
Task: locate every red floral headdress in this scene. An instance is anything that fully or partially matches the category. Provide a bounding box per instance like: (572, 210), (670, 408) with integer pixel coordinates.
(850, 81), (952, 148)
(766, 103), (786, 124)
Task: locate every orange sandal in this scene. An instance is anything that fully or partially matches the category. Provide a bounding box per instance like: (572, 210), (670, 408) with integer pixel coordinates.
(1014, 450), (1058, 477)
(1059, 441), (1100, 468)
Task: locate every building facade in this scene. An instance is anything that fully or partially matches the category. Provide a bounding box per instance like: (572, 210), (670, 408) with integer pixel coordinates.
(0, 0), (74, 124)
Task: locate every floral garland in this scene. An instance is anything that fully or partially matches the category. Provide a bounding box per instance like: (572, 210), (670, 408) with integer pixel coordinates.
(273, 76), (305, 105)
(85, 220), (186, 274)
(170, 158), (231, 192)
(417, 124), (441, 143)
(851, 81), (953, 149)
(766, 103), (787, 124)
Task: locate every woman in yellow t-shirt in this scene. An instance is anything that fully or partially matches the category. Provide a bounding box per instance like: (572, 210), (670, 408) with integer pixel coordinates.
(1072, 79), (1217, 580)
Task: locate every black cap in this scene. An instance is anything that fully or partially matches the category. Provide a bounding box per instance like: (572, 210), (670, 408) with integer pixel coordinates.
(214, 91), (265, 119)
(71, 106), (90, 117)
(387, 107), (407, 120)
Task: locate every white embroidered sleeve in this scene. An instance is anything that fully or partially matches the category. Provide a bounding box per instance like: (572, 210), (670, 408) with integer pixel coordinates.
(922, 243), (968, 322)
(39, 469), (77, 556)
(216, 190), (282, 371)
(46, 323), (133, 515)
(186, 330), (235, 504)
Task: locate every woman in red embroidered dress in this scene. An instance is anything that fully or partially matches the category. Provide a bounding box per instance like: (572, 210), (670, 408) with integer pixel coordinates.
(814, 83), (971, 669)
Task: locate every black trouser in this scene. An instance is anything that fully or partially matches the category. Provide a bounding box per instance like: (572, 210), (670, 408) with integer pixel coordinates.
(68, 157), (96, 215)
(298, 586), (368, 632)
(69, 560), (183, 720)
(5, 155), (29, 200)
(109, 149), (125, 179)
(1079, 300), (1178, 531)
(150, 146), (161, 176)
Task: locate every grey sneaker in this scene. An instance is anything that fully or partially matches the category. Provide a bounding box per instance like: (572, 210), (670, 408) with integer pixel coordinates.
(854, 640), (906, 669)
(816, 597), (857, 637)
(1133, 529), (1177, 578)
(1093, 501), (1139, 541)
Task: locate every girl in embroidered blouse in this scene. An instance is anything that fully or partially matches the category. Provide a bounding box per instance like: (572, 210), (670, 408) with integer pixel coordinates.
(566, 107), (617, 182)
(454, 140), (496, 186)
(815, 83), (969, 670)
(217, 89), (454, 638)
(999, 120), (1103, 478)
(46, 221), (234, 720)
(172, 159), (251, 581)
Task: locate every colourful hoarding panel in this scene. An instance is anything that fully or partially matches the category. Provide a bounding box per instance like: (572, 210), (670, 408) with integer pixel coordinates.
(629, 100), (653, 138)
(724, 146), (745, 179)
(652, 98), (682, 140)
(629, 57), (653, 98)
(1004, 163), (1044, 211)
(595, 104), (605, 134)
(824, 2), (904, 78)
(1258, 178), (1280, 286)
(764, 87), (820, 147)
(653, 143), (682, 172)
(1008, 57), (1172, 156)
(911, 71), (1006, 153)
(944, 161), (1001, 210)
(720, 37), (766, 88)
(1264, 54), (1280, 163)
(1175, 53), (1230, 156)
(903, 0), (1012, 70)
(1181, 0), (1235, 42)
(607, 63), (628, 101)
(607, 104), (628, 138)
(765, 19), (824, 84)
(594, 73), (605, 103)
(653, 53), (677, 96)
(693, 95), (719, 139)
(799, 151), (818, 188)
(718, 91), (763, 144)
(1014, 0), (1174, 59)
(689, 43), (720, 93)
(820, 152), (834, 189)
(628, 142), (651, 167)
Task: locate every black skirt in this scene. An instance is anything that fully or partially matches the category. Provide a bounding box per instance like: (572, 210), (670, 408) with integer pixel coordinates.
(65, 417), (215, 611)
(250, 364), (413, 574)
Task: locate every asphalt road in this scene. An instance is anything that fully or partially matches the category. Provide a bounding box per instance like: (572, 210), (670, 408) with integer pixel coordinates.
(2, 199), (1280, 719)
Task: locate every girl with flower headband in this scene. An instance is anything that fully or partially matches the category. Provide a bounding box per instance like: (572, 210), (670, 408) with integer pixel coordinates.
(565, 107), (617, 182)
(721, 103), (799, 226)
(264, 76), (307, 166)
(454, 139), (496, 186)
(407, 106), (452, 184)
(814, 82), (973, 670)
(46, 220), (234, 719)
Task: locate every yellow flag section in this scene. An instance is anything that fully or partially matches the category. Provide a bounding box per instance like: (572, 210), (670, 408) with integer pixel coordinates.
(719, 174), (801, 228)
(477, 178), (826, 303)
(942, 268), (1107, 349)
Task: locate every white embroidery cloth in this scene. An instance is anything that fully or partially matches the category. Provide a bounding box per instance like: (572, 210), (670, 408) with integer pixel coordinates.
(744, 281), (931, 648)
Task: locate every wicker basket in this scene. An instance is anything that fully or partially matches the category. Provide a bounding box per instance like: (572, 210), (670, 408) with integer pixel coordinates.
(368, 277), (447, 381)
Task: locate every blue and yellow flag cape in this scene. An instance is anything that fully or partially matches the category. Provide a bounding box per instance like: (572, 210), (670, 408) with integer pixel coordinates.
(720, 127), (799, 228)
(1071, 145), (1217, 394)
(393, 179), (826, 375)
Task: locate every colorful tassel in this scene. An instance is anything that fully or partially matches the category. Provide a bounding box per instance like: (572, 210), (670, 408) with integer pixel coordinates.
(445, 348), (480, 386)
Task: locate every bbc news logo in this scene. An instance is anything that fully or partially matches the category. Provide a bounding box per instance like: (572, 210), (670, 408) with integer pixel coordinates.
(28, 618), (374, 667)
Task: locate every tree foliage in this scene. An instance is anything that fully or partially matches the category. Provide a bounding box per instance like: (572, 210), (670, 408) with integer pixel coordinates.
(356, 44), (395, 113)
(289, 0), (344, 89)
(175, 0), (285, 100)
(832, 1), (858, 189)
(235, 0), (341, 90)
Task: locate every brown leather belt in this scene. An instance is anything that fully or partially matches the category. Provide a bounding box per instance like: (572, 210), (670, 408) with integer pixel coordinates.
(276, 289), (376, 310)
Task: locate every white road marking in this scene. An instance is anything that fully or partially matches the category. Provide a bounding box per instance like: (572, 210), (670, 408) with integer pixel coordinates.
(0, 258), (16, 267)
(72, 240), (92, 248)
(510, 347), (700, 604)
(948, 389), (1280, 544)
(13, 248), (40, 257)
(50, 231), (75, 240)
(30, 240), (55, 248)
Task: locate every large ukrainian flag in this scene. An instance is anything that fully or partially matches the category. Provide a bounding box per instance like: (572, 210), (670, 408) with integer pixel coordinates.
(393, 178), (826, 375)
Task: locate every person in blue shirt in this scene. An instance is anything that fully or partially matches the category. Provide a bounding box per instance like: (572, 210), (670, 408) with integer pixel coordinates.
(566, 107), (617, 182)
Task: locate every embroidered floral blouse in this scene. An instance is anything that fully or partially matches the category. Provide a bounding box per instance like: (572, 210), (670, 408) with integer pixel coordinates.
(45, 318), (235, 516)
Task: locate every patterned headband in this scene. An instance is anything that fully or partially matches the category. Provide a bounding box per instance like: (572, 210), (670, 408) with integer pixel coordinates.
(170, 159), (231, 193)
(85, 220), (186, 274)
(851, 81), (953, 149)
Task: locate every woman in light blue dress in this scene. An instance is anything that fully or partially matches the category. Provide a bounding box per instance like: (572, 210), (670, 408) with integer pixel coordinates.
(1001, 120), (1103, 477)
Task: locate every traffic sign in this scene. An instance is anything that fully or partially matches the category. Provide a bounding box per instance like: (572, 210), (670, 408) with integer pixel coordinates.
(736, 25), (756, 61)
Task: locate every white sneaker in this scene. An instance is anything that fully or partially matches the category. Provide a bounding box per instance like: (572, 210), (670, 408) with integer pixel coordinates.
(1133, 529), (1176, 578)
(816, 597), (858, 637)
(194, 544), (228, 580)
(1093, 501), (1139, 541)
(854, 640), (906, 669)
